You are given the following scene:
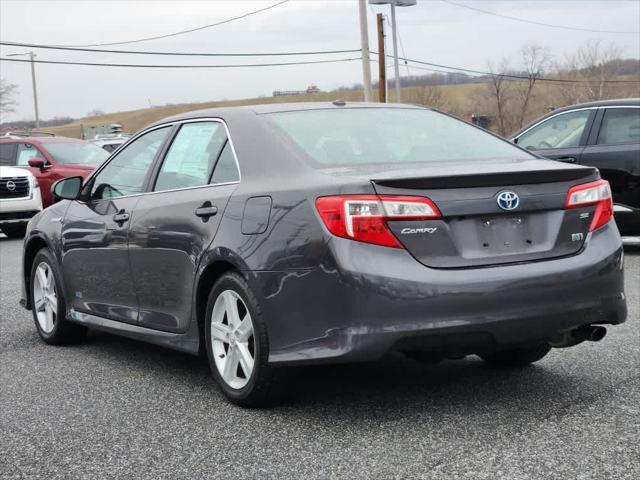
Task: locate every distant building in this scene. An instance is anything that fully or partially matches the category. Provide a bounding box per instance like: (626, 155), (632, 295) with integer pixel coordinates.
(273, 85), (321, 97)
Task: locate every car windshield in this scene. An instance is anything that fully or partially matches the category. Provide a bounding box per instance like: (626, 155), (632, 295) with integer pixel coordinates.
(267, 108), (534, 168)
(44, 142), (110, 165)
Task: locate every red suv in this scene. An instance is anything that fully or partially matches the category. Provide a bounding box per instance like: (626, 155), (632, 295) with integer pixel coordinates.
(0, 135), (110, 207)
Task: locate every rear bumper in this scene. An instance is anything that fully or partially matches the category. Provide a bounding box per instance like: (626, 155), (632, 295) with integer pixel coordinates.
(252, 221), (626, 365)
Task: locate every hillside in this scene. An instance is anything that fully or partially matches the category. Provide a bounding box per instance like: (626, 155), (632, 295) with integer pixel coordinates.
(44, 83), (485, 138)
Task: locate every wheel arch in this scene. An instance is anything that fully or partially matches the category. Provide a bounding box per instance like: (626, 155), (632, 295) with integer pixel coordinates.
(194, 258), (245, 354)
(22, 234), (50, 309)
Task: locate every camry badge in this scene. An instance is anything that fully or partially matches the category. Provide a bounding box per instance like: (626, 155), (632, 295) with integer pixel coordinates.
(497, 191), (520, 211)
(400, 227), (438, 235)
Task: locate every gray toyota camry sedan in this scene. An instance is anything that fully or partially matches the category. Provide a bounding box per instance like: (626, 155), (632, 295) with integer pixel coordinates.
(20, 102), (627, 407)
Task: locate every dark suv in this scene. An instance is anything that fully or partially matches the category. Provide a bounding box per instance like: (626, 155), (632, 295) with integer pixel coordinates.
(512, 98), (640, 243)
(0, 135), (109, 207)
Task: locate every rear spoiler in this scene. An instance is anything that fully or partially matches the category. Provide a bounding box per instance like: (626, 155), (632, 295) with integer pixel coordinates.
(372, 167), (599, 189)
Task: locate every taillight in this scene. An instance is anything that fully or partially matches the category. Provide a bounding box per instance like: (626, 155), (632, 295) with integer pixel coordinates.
(315, 195), (441, 248)
(565, 180), (613, 231)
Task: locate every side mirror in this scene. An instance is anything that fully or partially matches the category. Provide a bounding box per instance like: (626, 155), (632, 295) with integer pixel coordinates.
(512, 137), (518, 145)
(52, 176), (83, 201)
(28, 158), (46, 169)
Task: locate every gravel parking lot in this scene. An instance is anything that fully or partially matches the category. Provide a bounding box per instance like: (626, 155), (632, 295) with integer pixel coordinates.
(0, 235), (638, 480)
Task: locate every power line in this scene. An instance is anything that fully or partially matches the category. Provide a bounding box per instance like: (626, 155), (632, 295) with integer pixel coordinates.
(55, 0), (291, 47)
(0, 41), (360, 57)
(0, 56), (361, 69)
(369, 52), (640, 84)
(441, 0), (640, 35)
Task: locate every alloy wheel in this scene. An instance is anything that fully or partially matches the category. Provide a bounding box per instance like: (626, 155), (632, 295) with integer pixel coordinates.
(211, 290), (256, 389)
(33, 262), (57, 334)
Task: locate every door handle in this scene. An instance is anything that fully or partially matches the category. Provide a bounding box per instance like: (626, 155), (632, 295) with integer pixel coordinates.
(557, 156), (577, 163)
(113, 210), (130, 224)
(195, 203), (218, 218)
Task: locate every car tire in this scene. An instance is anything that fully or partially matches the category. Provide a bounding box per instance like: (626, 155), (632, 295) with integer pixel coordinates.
(30, 248), (86, 345)
(205, 271), (280, 407)
(2, 224), (27, 238)
(480, 343), (551, 367)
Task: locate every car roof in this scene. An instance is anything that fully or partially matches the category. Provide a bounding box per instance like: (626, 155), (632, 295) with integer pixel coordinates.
(148, 102), (425, 128)
(511, 98), (640, 139)
(0, 136), (86, 144)
(551, 98), (639, 112)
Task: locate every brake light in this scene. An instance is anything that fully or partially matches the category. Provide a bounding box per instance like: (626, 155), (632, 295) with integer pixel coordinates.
(565, 180), (613, 231)
(315, 195), (441, 248)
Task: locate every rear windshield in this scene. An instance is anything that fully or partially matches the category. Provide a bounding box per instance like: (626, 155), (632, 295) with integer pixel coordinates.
(44, 142), (110, 165)
(267, 108), (534, 167)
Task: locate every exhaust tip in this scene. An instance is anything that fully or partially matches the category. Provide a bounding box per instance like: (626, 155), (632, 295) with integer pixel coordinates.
(588, 326), (607, 342)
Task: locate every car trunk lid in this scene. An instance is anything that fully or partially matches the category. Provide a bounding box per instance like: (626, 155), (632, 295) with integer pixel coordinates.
(366, 159), (600, 268)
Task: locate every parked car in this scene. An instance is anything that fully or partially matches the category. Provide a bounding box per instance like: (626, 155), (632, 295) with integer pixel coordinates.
(0, 166), (42, 238)
(90, 133), (131, 153)
(0, 135), (109, 207)
(511, 98), (640, 244)
(20, 103), (627, 407)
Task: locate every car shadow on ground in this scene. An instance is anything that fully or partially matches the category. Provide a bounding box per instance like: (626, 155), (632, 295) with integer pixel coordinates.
(77, 330), (596, 418)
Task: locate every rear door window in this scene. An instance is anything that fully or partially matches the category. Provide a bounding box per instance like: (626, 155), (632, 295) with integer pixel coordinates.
(154, 121), (232, 191)
(597, 108), (640, 145)
(517, 110), (592, 150)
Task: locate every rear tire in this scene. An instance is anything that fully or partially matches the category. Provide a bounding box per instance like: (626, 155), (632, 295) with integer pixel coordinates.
(2, 224), (27, 238)
(480, 343), (551, 367)
(30, 248), (86, 344)
(204, 272), (280, 407)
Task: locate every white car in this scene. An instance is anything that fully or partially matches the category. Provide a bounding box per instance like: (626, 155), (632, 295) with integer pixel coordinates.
(0, 166), (43, 238)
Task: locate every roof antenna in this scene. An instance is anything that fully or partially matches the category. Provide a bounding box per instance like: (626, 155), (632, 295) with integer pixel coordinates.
(332, 99), (346, 106)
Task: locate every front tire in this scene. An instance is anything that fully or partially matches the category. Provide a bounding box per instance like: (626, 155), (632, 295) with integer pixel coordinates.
(205, 272), (279, 407)
(480, 343), (551, 367)
(30, 248), (86, 344)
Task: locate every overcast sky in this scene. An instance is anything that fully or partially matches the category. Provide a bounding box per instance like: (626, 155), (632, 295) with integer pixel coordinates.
(1, 0), (639, 122)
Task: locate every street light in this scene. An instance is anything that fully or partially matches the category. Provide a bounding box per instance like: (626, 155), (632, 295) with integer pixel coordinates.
(6, 51), (40, 128)
(369, 0), (416, 103)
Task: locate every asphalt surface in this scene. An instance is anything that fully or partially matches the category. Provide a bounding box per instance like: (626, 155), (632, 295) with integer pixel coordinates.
(0, 235), (638, 480)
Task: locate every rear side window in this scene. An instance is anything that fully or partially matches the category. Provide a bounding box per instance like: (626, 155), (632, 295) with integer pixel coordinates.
(16, 143), (46, 166)
(154, 122), (227, 191)
(91, 126), (170, 200)
(0, 143), (17, 166)
(268, 108), (534, 168)
(210, 142), (240, 184)
(597, 108), (640, 145)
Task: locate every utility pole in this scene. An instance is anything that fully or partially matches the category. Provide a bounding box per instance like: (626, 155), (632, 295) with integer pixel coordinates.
(389, 3), (400, 103)
(377, 14), (386, 103)
(7, 51), (40, 128)
(358, 0), (373, 102)
(369, 1), (416, 103)
(29, 52), (40, 128)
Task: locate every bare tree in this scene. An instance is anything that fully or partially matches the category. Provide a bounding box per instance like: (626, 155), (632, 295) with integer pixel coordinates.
(516, 44), (552, 129)
(577, 40), (623, 100)
(0, 78), (19, 120)
(410, 85), (450, 111)
(487, 61), (514, 136)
